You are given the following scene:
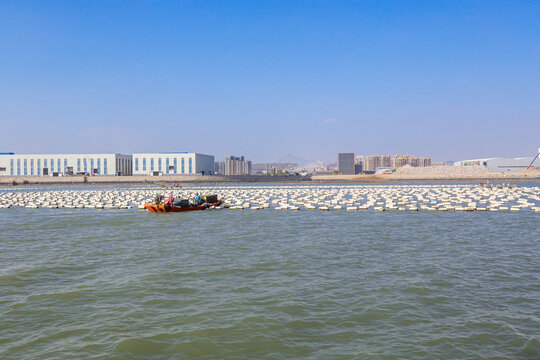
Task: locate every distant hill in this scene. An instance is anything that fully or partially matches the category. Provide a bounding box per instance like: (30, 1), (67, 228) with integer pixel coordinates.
(277, 153), (309, 166)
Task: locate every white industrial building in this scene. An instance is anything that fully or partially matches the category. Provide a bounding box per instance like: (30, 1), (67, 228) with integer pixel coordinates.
(0, 153), (132, 176)
(454, 151), (539, 172)
(132, 152), (214, 176)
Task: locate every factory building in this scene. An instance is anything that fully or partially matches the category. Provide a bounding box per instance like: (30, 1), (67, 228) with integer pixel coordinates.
(0, 153), (132, 176)
(132, 152), (214, 176)
(337, 153), (355, 175)
(454, 156), (538, 172)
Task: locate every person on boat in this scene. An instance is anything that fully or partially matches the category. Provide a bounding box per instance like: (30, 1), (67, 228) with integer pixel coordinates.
(194, 193), (201, 205)
(164, 195), (174, 206)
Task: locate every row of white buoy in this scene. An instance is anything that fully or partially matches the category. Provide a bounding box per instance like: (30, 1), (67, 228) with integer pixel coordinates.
(0, 184), (539, 212)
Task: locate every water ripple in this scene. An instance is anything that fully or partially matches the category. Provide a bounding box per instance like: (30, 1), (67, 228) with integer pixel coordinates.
(0, 197), (539, 359)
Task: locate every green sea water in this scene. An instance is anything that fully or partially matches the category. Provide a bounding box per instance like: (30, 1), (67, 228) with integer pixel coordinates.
(1, 185), (539, 359)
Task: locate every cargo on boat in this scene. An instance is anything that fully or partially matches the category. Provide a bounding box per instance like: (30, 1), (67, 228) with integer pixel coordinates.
(144, 193), (223, 213)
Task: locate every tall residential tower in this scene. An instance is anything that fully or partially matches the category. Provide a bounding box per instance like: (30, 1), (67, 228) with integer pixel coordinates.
(337, 153), (355, 175)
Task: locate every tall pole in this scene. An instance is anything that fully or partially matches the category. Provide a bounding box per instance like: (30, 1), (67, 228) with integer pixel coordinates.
(526, 150), (540, 170)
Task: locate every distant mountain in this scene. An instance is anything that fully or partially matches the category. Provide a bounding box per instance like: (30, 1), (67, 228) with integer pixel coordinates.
(277, 153), (309, 166)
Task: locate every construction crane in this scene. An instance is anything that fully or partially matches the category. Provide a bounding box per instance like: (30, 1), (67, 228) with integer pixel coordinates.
(526, 148), (540, 170)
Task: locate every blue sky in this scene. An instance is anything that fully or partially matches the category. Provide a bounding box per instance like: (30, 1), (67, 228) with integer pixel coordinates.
(1, 1), (539, 162)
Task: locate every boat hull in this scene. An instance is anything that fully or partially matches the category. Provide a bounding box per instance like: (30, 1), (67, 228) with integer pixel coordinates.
(144, 200), (224, 213)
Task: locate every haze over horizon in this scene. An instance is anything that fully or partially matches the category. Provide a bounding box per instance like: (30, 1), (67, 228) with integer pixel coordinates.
(1, 1), (539, 163)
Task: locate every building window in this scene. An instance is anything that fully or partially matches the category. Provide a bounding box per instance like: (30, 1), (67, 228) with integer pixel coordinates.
(90, 159), (94, 172)
(77, 159), (81, 172)
(174, 158), (177, 174)
(37, 160), (41, 175)
(151, 158), (154, 171)
(83, 159), (87, 172)
(104, 159), (108, 175)
(10, 159), (14, 175)
(143, 158), (146, 171)
(50, 159), (54, 171)
(189, 158), (192, 174)
(64, 159), (67, 169)
(135, 158), (139, 172)
(166, 158), (169, 174)
(57, 159), (61, 171)
(158, 158), (162, 171)
(181, 158), (185, 173)
(31, 159), (34, 175)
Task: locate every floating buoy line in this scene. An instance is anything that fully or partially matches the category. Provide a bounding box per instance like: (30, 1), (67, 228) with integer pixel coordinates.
(0, 184), (539, 213)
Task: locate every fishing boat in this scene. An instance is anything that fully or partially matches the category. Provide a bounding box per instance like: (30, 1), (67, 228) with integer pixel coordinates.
(144, 200), (224, 213)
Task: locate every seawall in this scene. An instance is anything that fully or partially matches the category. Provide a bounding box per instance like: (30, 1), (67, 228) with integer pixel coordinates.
(0, 175), (309, 186)
(2, 171), (540, 186)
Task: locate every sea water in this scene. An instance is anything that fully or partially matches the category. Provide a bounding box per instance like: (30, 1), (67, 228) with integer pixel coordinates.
(0, 184), (539, 359)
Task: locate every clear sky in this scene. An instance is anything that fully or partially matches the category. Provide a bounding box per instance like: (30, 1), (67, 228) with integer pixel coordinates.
(1, 1), (539, 163)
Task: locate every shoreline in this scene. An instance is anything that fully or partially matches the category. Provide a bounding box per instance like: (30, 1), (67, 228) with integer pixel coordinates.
(1, 173), (540, 187)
